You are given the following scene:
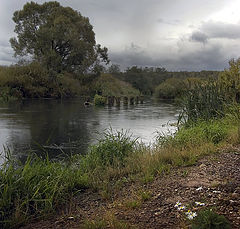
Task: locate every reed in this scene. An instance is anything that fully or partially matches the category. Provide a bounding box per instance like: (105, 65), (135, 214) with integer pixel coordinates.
(180, 80), (226, 124)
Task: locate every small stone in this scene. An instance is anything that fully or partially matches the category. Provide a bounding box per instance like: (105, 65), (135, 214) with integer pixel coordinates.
(232, 192), (239, 199)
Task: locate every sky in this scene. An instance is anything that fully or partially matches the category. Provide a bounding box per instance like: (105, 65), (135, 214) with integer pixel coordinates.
(1, 0), (240, 71)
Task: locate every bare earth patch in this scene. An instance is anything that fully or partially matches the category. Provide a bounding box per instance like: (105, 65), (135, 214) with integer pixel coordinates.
(21, 148), (240, 229)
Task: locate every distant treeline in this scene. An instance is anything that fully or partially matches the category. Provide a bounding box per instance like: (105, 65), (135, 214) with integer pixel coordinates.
(106, 65), (221, 99)
(0, 63), (221, 101)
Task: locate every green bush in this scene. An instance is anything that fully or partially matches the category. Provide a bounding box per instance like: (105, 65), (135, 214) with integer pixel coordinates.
(94, 94), (106, 106)
(192, 209), (231, 229)
(0, 87), (20, 102)
(0, 63), (85, 99)
(82, 129), (137, 169)
(95, 73), (140, 97)
(154, 77), (186, 99)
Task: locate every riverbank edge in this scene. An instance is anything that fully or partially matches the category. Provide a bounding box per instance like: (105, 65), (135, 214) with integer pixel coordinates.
(19, 145), (240, 229)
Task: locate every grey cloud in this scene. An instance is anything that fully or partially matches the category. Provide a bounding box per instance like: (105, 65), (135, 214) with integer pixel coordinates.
(157, 18), (181, 26)
(110, 43), (149, 68)
(0, 44), (15, 64)
(190, 31), (208, 44)
(176, 45), (226, 70)
(198, 21), (240, 40)
(109, 42), (228, 71)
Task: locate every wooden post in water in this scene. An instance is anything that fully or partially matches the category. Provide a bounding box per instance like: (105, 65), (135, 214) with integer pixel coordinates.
(115, 97), (121, 107)
(135, 96), (139, 104)
(107, 96), (111, 106)
(107, 96), (114, 106)
(130, 97), (134, 105)
(140, 96), (144, 104)
(112, 96), (115, 106)
(123, 96), (128, 105)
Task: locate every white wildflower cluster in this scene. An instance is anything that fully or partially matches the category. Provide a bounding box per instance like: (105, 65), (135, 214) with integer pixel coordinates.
(174, 201), (186, 210)
(185, 210), (197, 220)
(174, 200), (206, 220)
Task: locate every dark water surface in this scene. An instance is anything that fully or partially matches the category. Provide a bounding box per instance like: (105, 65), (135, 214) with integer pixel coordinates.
(0, 98), (179, 161)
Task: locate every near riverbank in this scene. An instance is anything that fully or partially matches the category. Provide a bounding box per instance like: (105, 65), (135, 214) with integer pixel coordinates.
(20, 147), (240, 229)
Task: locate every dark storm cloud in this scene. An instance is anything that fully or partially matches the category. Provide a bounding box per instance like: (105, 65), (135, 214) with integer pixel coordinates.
(175, 44), (227, 71)
(190, 31), (208, 44)
(110, 41), (230, 71)
(109, 43), (150, 68)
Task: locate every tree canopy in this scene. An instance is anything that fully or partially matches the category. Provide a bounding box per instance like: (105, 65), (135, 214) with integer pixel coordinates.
(10, 1), (109, 74)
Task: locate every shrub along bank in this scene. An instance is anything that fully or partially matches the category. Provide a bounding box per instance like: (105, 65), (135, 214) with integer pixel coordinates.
(0, 63), (85, 100)
(0, 64), (140, 103)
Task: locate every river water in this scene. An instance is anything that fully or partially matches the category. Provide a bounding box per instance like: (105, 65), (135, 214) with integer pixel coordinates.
(0, 98), (179, 161)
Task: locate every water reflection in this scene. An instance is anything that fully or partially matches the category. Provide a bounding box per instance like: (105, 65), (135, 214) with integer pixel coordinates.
(0, 98), (179, 161)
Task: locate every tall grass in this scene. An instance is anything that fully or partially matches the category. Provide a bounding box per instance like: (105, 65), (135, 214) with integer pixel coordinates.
(0, 130), (138, 228)
(84, 129), (137, 168)
(0, 154), (88, 228)
(179, 80), (226, 124)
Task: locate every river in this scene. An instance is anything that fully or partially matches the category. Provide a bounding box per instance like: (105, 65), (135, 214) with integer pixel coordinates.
(0, 98), (179, 162)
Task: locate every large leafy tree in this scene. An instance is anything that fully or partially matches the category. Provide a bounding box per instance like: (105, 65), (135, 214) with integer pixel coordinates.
(10, 1), (109, 74)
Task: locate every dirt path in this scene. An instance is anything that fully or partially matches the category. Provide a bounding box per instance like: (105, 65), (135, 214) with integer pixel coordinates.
(21, 148), (240, 229)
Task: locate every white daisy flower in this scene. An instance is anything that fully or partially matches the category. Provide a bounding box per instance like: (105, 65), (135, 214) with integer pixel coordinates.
(196, 186), (203, 191)
(195, 201), (205, 206)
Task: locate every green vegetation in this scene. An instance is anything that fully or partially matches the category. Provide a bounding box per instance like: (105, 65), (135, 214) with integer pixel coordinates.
(0, 63), (84, 99)
(93, 74), (140, 105)
(94, 94), (106, 106)
(83, 129), (137, 168)
(154, 77), (187, 99)
(95, 74), (140, 97)
(114, 65), (220, 96)
(191, 209), (231, 229)
(0, 154), (88, 228)
(180, 80), (226, 123)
